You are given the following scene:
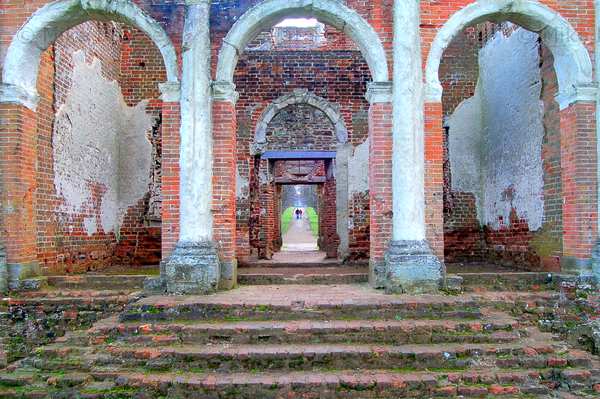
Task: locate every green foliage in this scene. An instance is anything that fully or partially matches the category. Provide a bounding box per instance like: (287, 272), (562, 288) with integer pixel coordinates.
(280, 207), (295, 235)
(305, 207), (319, 236)
(281, 207), (319, 237)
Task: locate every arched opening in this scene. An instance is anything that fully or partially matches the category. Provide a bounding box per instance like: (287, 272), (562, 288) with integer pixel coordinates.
(0, 0), (178, 283)
(431, 4), (596, 275)
(223, 5), (385, 271)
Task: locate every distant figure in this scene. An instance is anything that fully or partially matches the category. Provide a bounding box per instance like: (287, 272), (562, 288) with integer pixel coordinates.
(295, 208), (303, 219)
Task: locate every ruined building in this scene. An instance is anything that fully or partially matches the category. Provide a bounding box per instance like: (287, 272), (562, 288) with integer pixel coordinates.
(0, 0), (599, 397)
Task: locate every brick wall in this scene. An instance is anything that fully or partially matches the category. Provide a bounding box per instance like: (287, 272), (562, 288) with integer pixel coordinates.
(440, 22), (571, 271)
(115, 26), (166, 267)
(32, 21), (166, 274)
(234, 48), (371, 260)
(35, 22), (123, 274)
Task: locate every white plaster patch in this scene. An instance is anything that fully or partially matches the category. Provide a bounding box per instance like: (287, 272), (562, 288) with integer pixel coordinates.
(53, 50), (154, 235)
(83, 217), (97, 236)
(236, 165), (249, 200)
(447, 90), (484, 218)
(447, 26), (545, 230)
(348, 139), (369, 195)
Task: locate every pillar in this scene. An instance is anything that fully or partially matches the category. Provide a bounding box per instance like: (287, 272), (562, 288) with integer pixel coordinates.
(158, 82), (181, 260)
(0, 94), (40, 290)
(212, 81), (239, 289)
(384, 0), (443, 294)
(366, 82), (393, 287)
(336, 143), (351, 260)
(560, 99), (597, 277)
(161, 0), (220, 294)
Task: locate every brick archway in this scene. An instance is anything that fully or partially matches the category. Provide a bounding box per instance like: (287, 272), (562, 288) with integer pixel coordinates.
(250, 90), (352, 259)
(215, 0), (390, 85)
(424, 0), (593, 105)
(1, 0), (179, 110)
(252, 89), (348, 155)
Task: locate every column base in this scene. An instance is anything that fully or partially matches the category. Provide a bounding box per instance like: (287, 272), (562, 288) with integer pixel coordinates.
(160, 241), (221, 295)
(383, 240), (444, 294)
(7, 261), (41, 291)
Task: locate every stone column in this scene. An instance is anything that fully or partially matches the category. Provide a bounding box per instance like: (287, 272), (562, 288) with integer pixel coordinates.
(385, 0), (443, 294)
(161, 0), (220, 294)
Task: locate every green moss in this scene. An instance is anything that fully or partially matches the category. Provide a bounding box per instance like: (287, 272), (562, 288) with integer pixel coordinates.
(530, 223), (561, 258)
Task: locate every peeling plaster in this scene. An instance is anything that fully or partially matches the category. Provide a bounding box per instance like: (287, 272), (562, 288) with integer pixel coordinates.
(236, 165), (249, 200)
(53, 51), (154, 235)
(447, 27), (544, 230)
(348, 139), (369, 196)
(480, 28), (544, 230)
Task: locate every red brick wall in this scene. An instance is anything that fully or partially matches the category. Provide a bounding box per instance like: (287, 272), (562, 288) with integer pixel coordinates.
(30, 21), (166, 274)
(35, 22), (124, 274)
(440, 23), (567, 271)
(114, 26), (166, 267)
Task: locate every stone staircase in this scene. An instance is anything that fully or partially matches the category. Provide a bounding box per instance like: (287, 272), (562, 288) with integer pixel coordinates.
(0, 283), (598, 398)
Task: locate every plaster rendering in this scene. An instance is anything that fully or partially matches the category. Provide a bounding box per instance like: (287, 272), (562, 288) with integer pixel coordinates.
(53, 51), (153, 235)
(348, 139), (369, 196)
(447, 27), (545, 231)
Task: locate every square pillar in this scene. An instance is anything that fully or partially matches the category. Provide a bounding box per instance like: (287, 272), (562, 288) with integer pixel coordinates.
(0, 102), (40, 289)
(212, 93), (238, 289)
(424, 102), (445, 259)
(258, 159), (275, 259)
(366, 83), (393, 287)
(159, 84), (181, 260)
(560, 101), (597, 276)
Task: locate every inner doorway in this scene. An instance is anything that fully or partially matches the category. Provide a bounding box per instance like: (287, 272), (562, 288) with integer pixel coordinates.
(280, 185), (319, 252)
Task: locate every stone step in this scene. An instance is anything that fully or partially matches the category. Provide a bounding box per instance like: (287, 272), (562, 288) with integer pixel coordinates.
(88, 315), (522, 346)
(457, 272), (559, 292)
(7, 292), (139, 310)
(120, 285), (557, 322)
(32, 339), (594, 374)
(2, 367), (598, 398)
(46, 275), (148, 290)
(238, 267), (368, 285)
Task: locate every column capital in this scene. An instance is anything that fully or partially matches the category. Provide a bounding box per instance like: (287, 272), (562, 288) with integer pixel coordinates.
(0, 83), (39, 111)
(556, 84), (598, 110)
(365, 81), (392, 104)
(212, 80), (239, 104)
(159, 81), (181, 102)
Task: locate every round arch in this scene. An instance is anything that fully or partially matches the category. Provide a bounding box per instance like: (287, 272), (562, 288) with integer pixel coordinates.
(424, 0), (593, 103)
(1, 0), (179, 110)
(253, 89), (348, 154)
(216, 0), (389, 85)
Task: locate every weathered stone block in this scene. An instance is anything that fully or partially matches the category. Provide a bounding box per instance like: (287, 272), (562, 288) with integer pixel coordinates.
(163, 241), (220, 295)
(384, 240), (444, 294)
